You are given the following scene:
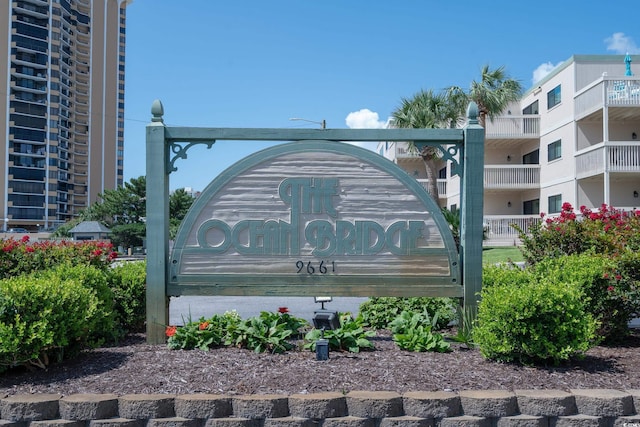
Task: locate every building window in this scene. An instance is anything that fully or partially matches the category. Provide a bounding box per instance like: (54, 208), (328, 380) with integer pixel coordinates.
(547, 85), (561, 109)
(523, 100), (539, 115)
(523, 199), (539, 215)
(438, 167), (447, 179)
(547, 140), (561, 162)
(523, 149), (539, 164)
(548, 194), (562, 214)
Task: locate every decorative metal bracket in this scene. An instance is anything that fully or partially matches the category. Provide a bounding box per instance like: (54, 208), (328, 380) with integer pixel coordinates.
(413, 142), (461, 177)
(168, 140), (216, 173)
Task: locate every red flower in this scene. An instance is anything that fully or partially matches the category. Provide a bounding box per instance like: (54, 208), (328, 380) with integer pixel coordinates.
(21, 235), (30, 243)
(278, 307), (289, 314)
(607, 286), (615, 292)
(603, 273), (609, 279)
(615, 275), (622, 281)
(92, 249), (103, 256)
(25, 246), (35, 253)
(199, 321), (209, 330)
(165, 326), (177, 337)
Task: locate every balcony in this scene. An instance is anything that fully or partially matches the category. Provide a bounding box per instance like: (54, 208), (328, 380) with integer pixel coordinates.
(416, 179), (447, 198)
(484, 165), (540, 190)
(575, 77), (640, 120)
(575, 142), (640, 179)
(483, 215), (539, 246)
(485, 115), (540, 141)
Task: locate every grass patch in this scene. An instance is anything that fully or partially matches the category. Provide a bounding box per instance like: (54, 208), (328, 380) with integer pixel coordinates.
(482, 247), (524, 265)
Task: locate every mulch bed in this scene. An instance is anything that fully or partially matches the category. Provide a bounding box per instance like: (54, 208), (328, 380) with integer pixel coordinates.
(1, 329), (640, 396)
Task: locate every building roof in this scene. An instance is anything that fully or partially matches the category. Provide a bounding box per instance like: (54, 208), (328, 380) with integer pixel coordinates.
(68, 221), (111, 234)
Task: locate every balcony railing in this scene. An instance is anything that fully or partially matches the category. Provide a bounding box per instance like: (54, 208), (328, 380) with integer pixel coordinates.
(485, 115), (540, 139)
(575, 77), (640, 118)
(483, 215), (539, 245)
(575, 142), (640, 179)
(484, 165), (540, 189)
(416, 179), (447, 198)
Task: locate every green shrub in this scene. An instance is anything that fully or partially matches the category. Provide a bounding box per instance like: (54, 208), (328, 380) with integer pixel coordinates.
(473, 277), (597, 365)
(0, 273), (100, 372)
(532, 253), (640, 343)
(108, 260), (146, 333)
(358, 297), (456, 330)
(305, 313), (375, 353)
(390, 311), (450, 352)
(41, 264), (121, 344)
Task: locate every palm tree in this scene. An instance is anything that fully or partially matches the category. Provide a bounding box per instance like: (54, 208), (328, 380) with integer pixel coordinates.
(446, 65), (523, 128)
(391, 89), (459, 199)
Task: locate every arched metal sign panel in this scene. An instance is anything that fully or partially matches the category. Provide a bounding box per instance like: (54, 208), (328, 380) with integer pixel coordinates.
(169, 140), (461, 297)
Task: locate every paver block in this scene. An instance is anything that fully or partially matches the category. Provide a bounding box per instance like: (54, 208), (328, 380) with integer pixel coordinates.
(262, 417), (316, 427)
(320, 416), (375, 427)
(232, 395), (288, 419)
(288, 392), (346, 419)
(89, 418), (145, 427)
(174, 395), (232, 419)
(515, 390), (576, 416)
(379, 415), (433, 426)
(570, 389), (633, 417)
(1, 394), (61, 421)
(553, 414), (605, 427)
(147, 417), (200, 427)
(119, 395), (175, 419)
(205, 418), (259, 427)
(440, 415), (492, 427)
(459, 390), (517, 417)
(496, 414), (548, 427)
(60, 394), (118, 420)
(403, 391), (461, 418)
(346, 391), (403, 418)
(613, 414), (640, 426)
(30, 421), (85, 427)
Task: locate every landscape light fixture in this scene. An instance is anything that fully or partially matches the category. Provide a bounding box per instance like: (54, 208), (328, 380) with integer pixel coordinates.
(312, 296), (340, 331)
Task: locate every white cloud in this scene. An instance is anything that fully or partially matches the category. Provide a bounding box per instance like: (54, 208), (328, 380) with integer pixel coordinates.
(532, 62), (561, 85)
(605, 32), (640, 54)
(345, 109), (389, 129)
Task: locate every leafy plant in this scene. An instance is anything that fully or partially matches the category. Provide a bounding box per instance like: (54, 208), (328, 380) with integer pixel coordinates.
(390, 311), (450, 353)
(358, 297), (456, 330)
(448, 305), (477, 349)
(473, 277), (597, 365)
(166, 314), (232, 351)
(304, 313), (375, 353)
(226, 310), (307, 354)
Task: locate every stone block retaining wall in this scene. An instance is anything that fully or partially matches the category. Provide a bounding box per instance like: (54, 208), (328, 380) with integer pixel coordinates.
(2, 390), (640, 427)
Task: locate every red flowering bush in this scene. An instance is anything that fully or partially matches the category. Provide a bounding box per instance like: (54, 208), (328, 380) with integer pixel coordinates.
(516, 203), (640, 264)
(510, 203), (640, 343)
(0, 238), (117, 279)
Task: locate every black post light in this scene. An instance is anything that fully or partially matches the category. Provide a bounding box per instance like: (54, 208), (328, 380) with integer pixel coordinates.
(312, 297), (339, 360)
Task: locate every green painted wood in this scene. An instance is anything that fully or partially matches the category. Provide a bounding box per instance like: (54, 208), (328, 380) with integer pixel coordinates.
(167, 283), (463, 298)
(164, 127), (465, 143)
(145, 101), (170, 344)
(460, 103), (485, 321)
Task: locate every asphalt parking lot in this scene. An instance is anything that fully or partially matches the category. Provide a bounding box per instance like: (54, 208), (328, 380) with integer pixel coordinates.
(169, 296), (368, 325)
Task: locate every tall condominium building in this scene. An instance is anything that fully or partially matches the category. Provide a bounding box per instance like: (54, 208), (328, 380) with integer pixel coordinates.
(379, 55), (640, 245)
(0, 0), (129, 231)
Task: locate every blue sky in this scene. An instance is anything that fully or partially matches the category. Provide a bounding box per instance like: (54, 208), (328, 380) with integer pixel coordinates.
(123, 1), (640, 191)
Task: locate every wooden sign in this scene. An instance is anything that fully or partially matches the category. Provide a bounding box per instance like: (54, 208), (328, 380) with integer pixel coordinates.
(169, 140), (461, 297)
